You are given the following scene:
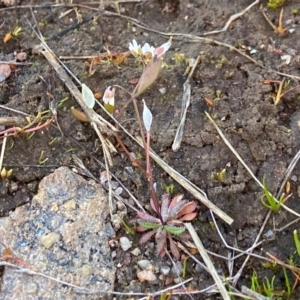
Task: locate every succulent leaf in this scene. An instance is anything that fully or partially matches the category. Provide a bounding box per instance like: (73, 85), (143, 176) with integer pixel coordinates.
(139, 229), (157, 244)
(169, 194), (184, 210)
(179, 212), (197, 221)
(177, 202), (197, 218)
(165, 225), (185, 236)
(150, 198), (161, 215)
(137, 211), (161, 223)
(161, 193), (170, 222)
(155, 228), (167, 257)
(139, 222), (162, 230)
(168, 232), (180, 260)
(168, 199), (188, 219)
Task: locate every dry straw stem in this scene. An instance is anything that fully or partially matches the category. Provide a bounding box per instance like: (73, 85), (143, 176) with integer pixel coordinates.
(148, 146), (233, 224)
(185, 222), (231, 300)
(276, 148), (300, 198)
(27, 15), (117, 217)
(104, 11), (300, 81)
(40, 48), (116, 165)
(205, 112), (300, 219)
(202, 0), (260, 36)
(0, 133), (7, 173)
(0, 261), (194, 297)
(241, 285), (271, 300)
(172, 54), (201, 151)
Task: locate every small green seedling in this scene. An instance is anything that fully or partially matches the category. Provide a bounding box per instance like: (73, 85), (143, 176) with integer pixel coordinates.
(293, 230), (300, 257)
(261, 179), (286, 212)
(267, 0), (289, 9)
(283, 267), (292, 298)
(251, 271), (261, 292)
(210, 168), (226, 181)
(0, 167), (12, 180)
(182, 255), (189, 278)
(38, 150), (48, 165)
(164, 184), (175, 195)
(120, 218), (136, 235)
(263, 276), (275, 297)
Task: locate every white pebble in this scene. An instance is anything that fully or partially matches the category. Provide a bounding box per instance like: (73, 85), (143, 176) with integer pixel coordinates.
(120, 237), (131, 251)
(131, 248), (141, 256)
(137, 270), (156, 282)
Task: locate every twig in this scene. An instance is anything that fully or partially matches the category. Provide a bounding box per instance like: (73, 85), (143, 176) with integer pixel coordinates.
(0, 133), (7, 172)
(205, 111), (300, 219)
(172, 54), (200, 151)
(241, 285), (271, 300)
(202, 0), (260, 36)
(185, 222), (231, 300)
(103, 11), (300, 81)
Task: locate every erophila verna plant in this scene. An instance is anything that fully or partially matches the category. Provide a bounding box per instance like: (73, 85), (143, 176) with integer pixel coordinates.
(98, 37), (198, 259)
(134, 193), (197, 259)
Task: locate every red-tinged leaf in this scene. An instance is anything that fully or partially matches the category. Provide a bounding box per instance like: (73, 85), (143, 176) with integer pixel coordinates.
(161, 194), (170, 222)
(179, 232), (192, 241)
(168, 233), (180, 260)
(155, 229), (167, 257)
(137, 211), (160, 224)
(169, 194), (184, 210)
(165, 276), (174, 285)
(177, 202), (197, 218)
(150, 198), (160, 214)
(136, 226), (149, 232)
(168, 200), (187, 220)
(158, 248), (166, 258)
(179, 212), (197, 221)
(139, 229), (157, 244)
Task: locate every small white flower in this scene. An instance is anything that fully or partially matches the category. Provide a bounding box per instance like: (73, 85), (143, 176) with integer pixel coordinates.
(129, 39), (141, 57)
(154, 38), (172, 58)
(141, 43), (155, 56)
(103, 86), (115, 106)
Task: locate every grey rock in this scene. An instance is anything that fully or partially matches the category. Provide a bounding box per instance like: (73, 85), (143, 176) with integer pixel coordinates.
(0, 167), (115, 300)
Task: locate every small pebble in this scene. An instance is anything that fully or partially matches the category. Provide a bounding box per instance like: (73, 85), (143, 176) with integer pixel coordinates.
(137, 270), (156, 282)
(0, 64), (11, 82)
(120, 236), (131, 251)
(131, 248), (141, 256)
(195, 263), (204, 273)
(137, 259), (151, 270)
(173, 277), (182, 284)
(16, 52), (27, 61)
(39, 232), (60, 249)
(78, 264), (93, 277)
(111, 251), (116, 258)
(160, 266), (170, 275)
(171, 261), (183, 276)
(263, 229), (275, 240)
(159, 87), (167, 94)
(291, 175), (297, 182)
(105, 222), (116, 238)
(114, 186), (123, 196)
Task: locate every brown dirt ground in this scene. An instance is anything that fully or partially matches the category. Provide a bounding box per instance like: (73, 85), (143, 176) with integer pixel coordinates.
(1, 0), (300, 299)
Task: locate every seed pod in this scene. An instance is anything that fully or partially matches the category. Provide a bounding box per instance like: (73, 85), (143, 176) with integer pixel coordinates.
(71, 107), (90, 122)
(135, 57), (162, 97)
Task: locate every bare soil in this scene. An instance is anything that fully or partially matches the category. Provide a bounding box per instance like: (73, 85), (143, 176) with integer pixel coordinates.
(1, 0), (300, 299)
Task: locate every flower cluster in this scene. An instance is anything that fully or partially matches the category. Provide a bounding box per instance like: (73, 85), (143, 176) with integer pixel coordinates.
(129, 38), (171, 61)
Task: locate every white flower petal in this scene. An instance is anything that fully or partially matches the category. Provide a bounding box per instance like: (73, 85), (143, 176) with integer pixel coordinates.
(154, 38), (172, 58)
(103, 86), (115, 106)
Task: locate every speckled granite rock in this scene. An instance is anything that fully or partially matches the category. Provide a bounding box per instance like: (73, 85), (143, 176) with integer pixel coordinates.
(0, 167), (115, 299)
